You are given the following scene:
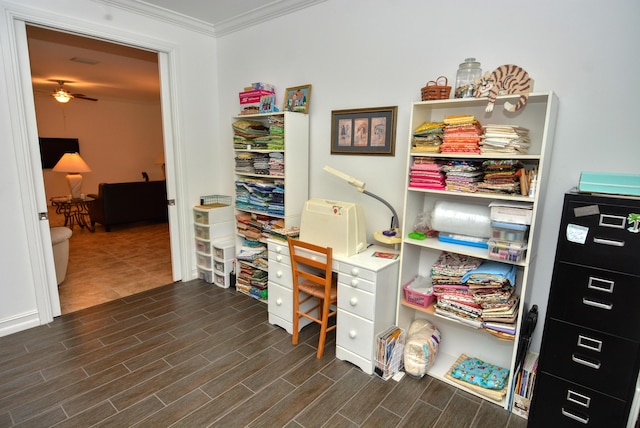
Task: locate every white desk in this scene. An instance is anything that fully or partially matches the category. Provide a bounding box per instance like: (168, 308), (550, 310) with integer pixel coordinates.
(267, 239), (399, 374)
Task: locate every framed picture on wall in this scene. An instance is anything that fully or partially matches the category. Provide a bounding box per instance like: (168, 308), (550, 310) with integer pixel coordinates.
(331, 106), (397, 155)
(283, 84), (312, 113)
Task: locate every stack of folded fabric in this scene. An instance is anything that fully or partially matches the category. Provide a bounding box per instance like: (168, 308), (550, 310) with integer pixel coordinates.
(234, 152), (256, 174)
(461, 261), (519, 340)
(268, 152), (284, 176)
(477, 159), (525, 195)
(441, 160), (484, 193)
(268, 115), (285, 149)
(252, 153), (271, 175)
(412, 121), (444, 153)
(232, 119), (270, 149)
(445, 354), (510, 400)
(431, 252), (484, 327)
(480, 124), (530, 154)
(440, 115), (482, 154)
(408, 157), (446, 190)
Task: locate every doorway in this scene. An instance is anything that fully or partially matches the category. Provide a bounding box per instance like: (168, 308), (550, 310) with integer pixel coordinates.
(26, 24), (177, 314)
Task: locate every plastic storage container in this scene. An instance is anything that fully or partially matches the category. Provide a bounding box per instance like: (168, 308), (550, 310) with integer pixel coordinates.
(488, 239), (527, 263)
(454, 58), (482, 99)
(490, 221), (529, 242)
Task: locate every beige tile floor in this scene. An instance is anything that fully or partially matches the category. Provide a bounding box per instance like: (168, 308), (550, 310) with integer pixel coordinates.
(49, 206), (174, 314)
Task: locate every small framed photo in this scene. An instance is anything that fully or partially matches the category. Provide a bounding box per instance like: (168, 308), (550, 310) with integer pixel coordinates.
(331, 106), (397, 155)
(284, 84), (312, 114)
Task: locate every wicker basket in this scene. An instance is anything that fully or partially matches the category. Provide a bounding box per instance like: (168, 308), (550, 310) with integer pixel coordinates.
(421, 76), (451, 101)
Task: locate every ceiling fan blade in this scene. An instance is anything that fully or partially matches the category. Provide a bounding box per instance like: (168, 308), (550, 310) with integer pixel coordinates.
(71, 93), (98, 101)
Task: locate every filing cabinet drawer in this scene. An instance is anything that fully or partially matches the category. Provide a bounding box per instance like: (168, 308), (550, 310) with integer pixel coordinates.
(557, 197), (640, 275)
(538, 319), (640, 399)
(337, 283), (374, 321)
(268, 260), (292, 289)
(528, 372), (628, 427)
(336, 310), (374, 360)
(547, 261), (640, 339)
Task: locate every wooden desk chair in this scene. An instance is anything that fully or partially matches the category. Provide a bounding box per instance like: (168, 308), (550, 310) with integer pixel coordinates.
(288, 237), (338, 358)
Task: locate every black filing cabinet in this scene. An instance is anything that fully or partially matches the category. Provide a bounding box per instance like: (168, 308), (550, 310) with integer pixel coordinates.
(529, 192), (640, 427)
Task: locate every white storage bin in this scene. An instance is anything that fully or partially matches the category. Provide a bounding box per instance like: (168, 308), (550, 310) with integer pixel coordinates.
(196, 252), (213, 270)
(195, 238), (211, 255)
(197, 267), (214, 283)
(214, 259), (235, 275)
(213, 242), (235, 260)
(193, 204), (233, 226)
(214, 272), (231, 288)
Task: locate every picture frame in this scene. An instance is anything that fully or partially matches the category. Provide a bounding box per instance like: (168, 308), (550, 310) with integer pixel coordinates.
(331, 106), (397, 155)
(284, 84), (312, 114)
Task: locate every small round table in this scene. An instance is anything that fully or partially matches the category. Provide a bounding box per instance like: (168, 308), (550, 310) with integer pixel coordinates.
(50, 196), (95, 232)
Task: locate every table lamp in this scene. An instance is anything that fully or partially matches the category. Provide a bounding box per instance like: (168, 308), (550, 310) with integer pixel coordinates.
(52, 152), (91, 199)
(323, 165), (401, 245)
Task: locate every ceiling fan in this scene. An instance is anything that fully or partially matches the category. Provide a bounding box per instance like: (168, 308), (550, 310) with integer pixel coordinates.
(50, 80), (98, 103)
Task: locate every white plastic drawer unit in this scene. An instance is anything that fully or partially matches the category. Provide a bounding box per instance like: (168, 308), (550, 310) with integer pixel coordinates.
(195, 238), (211, 255)
(193, 204), (234, 226)
(213, 242), (235, 261)
(214, 259), (234, 275)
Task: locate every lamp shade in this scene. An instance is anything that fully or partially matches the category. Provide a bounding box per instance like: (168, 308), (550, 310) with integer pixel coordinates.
(52, 152), (91, 173)
(52, 89), (73, 103)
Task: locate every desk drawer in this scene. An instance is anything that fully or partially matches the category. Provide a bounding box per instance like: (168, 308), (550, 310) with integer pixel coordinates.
(529, 372), (628, 427)
(539, 319), (640, 399)
(336, 262), (377, 283)
(337, 272), (375, 294)
(338, 283), (374, 321)
(557, 196), (640, 275)
(268, 260), (292, 289)
(336, 311), (374, 361)
(548, 261), (640, 340)
(268, 240), (290, 260)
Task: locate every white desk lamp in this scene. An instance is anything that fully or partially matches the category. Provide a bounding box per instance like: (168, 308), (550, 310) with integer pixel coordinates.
(323, 165), (401, 245)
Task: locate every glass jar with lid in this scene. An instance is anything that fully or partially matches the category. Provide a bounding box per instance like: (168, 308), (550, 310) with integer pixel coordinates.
(454, 58), (482, 98)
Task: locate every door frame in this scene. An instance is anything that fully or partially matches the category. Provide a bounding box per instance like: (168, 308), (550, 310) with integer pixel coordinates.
(6, 8), (188, 320)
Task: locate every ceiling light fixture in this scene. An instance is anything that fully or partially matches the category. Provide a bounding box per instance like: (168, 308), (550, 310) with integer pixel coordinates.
(52, 88), (74, 103)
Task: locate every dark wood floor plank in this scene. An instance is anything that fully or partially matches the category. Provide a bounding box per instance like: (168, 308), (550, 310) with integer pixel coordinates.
(109, 354), (209, 411)
(10, 364), (128, 424)
(62, 358), (170, 417)
(49, 401), (118, 428)
(162, 324), (243, 367)
(247, 373), (334, 428)
(120, 328), (210, 372)
(199, 347), (285, 400)
(380, 373), (431, 417)
(0, 367), (87, 412)
(170, 383), (251, 428)
(339, 375), (397, 425)
(92, 395), (165, 428)
(360, 406), (402, 428)
(156, 351), (245, 405)
(210, 378), (294, 427)
(200, 322), (275, 363)
(132, 389), (211, 427)
(418, 377), (454, 410)
(61, 314), (149, 349)
(241, 344), (316, 393)
(470, 401), (510, 428)
(434, 393), (480, 427)
(398, 400), (441, 428)
(294, 368), (372, 428)
(41, 335), (140, 380)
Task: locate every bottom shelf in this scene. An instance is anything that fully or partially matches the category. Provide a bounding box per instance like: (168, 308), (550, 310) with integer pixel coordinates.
(424, 351), (509, 408)
(235, 283), (267, 303)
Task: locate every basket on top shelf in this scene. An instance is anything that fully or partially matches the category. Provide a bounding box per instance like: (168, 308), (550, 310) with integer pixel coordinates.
(421, 76), (451, 101)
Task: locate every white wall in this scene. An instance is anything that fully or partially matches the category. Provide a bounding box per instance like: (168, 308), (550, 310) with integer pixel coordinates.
(36, 97), (165, 199)
(0, 0), (219, 335)
(216, 0), (640, 350)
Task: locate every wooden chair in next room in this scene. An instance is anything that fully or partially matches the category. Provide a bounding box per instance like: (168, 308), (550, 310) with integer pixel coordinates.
(288, 237), (338, 359)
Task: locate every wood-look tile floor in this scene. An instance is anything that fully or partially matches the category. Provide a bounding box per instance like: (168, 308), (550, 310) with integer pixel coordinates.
(0, 280), (528, 428)
(49, 207), (173, 314)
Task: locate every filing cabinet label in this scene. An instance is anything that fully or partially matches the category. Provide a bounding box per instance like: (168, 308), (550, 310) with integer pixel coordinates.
(566, 224), (588, 244)
(573, 204), (600, 217)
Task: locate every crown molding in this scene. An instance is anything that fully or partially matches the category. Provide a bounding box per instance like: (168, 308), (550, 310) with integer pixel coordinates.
(94, 0), (326, 38)
(213, 0), (326, 37)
